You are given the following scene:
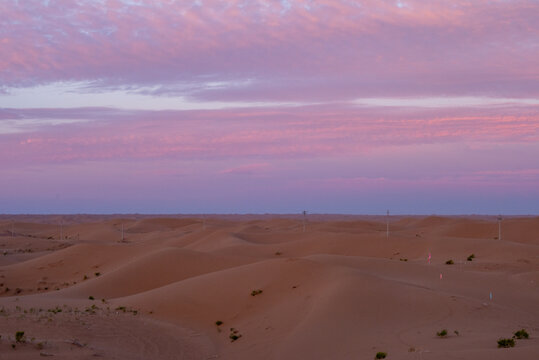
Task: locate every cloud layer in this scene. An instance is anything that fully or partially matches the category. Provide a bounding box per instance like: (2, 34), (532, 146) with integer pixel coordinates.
(1, 0), (538, 100)
(1, 1), (538, 213)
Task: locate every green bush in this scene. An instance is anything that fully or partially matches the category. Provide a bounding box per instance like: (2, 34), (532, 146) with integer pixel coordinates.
(229, 328), (242, 342)
(437, 329), (448, 337)
(251, 289), (263, 296)
(497, 338), (515, 348)
(467, 254), (475, 261)
(15, 331), (25, 343)
(445, 260), (454, 265)
(215, 320), (223, 326)
(375, 352), (387, 359)
(513, 329), (529, 339)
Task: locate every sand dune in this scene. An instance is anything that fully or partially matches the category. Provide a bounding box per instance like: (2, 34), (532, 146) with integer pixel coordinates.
(1, 215), (538, 359)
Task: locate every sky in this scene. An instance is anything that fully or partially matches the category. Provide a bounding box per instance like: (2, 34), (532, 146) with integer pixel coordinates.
(1, 0), (538, 214)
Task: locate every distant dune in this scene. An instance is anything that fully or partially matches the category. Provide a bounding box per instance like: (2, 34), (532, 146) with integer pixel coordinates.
(1, 215), (538, 359)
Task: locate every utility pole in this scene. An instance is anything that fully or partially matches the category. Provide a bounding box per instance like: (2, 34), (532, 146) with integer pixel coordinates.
(60, 219), (63, 240)
(11, 221), (14, 240)
(498, 215), (502, 240)
(121, 223), (124, 242)
(302, 210), (307, 233)
(386, 210), (389, 240)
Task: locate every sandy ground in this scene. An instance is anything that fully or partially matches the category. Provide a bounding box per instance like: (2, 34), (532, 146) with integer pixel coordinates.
(0, 215), (538, 359)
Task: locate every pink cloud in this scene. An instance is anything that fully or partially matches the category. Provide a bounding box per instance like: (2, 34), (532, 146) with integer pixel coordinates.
(0, 0), (538, 99)
(1, 104), (537, 167)
(219, 163), (271, 175)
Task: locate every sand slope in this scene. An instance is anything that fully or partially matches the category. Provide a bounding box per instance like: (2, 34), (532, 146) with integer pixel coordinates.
(1, 215), (538, 359)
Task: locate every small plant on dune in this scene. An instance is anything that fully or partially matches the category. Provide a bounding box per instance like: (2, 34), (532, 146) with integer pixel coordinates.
(445, 260), (454, 265)
(88, 296), (94, 300)
(229, 328), (242, 342)
(454, 330), (459, 336)
(467, 254), (475, 261)
(83, 275), (88, 280)
(513, 329), (529, 339)
(399, 258), (408, 262)
(215, 320), (223, 332)
(15, 331), (25, 343)
(94, 272), (101, 277)
(47, 306), (62, 314)
(497, 338), (515, 348)
(251, 289), (263, 296)
(375, 351), (387, 359)
(437, 329), (448, 337)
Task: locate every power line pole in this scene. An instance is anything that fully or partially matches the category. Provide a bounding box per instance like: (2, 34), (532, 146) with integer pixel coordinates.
(302, 210), (307, 233)
(386, 210), (389, 240)
(498, 215), (502, 240)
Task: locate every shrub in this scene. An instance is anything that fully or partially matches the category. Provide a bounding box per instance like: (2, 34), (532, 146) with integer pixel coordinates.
(88, 296), (94, 300)
(375, 352), (387, 359)
(229, 328), (242, 342)
(445, 260), (454, 265)
(95, 272), (101, 277)
(467, 254), (475, 261)
(275, 251), (282, 256)
(399, 258), (408, 262)
(513, 329), (529, 339)
(251, 289), (263, 296)
(15, 331), (25, 343)
(215, 320), (223, 326)
(437, 329), (448, 337)
(497, 338), (515, 348)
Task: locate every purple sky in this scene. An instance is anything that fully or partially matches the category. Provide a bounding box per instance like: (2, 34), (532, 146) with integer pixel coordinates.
(1, 0), (538, 214)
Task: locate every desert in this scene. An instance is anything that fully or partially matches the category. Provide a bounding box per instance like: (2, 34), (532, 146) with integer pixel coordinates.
(0, 214), (538, 359)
